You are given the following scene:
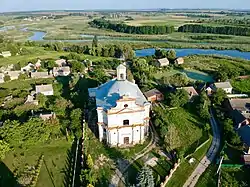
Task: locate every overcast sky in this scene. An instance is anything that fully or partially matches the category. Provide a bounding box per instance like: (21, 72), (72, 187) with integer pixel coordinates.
(0, 0), (250, 12)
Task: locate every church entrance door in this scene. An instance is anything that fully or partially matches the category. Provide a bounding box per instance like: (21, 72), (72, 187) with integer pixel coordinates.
(124, 137), (129, 144)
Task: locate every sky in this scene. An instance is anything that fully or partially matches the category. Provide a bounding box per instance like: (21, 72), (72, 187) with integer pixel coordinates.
(0, 0), (250, 12)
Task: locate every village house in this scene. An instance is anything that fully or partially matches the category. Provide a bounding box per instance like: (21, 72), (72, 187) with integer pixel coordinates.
(0, 51), (11, 58)
(181, 86), (199, 102)
(144, 88), (164, 102)
(175, 57), (184, 65)
(227, 98), (250, 129)
(5, 71), (22, 80)
(37, 112), (56, 121)
(25, 95), (39, 105)
(53, 66), (71, 77)
(55, 59), (67, 67)
(88, 64), (151, 147)
(21, 63), (35, 72)
(35, 84), (54, 96)
(0, 73), (4, 83)
(155, 58), (169, 67)
(31, 71), (53, 79)
(214, 82), (233, 94)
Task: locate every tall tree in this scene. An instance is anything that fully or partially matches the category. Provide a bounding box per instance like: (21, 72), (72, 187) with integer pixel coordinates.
(137, 165), (155, 187)
(92, 35), (98, 48)
(0, 140), (10, 160)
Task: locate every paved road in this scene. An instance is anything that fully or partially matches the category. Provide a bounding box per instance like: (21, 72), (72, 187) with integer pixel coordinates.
(183, 109), (220, 187)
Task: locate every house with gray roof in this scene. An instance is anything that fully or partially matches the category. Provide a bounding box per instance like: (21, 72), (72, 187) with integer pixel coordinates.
(31, 71), (53, 79)
(214, 82), (233, 94)
(228, 98), (250, 129)
(35, 84), (54, 96)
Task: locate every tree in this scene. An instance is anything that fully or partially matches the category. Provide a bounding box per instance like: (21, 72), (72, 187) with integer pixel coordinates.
(169, 89), (189, 107)
(212, 88), (227, 105)
(18, 73), (28, 80)
(70, 108), (82, 138)
(47, 60), (56, 69)
(3, 75), (11, 82)
(36, 93), (48, 108)
(87, 154), (94, 169)
(0, 140), (10, 160)
(71, 61), (84, 73)
(166, 49), (176, 61)
(92, 35), (98, 48)
(137, 165), (155, 187)
(231, 132), (241, 145)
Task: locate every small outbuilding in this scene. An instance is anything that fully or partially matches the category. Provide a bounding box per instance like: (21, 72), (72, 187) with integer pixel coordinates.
(0, 51), (11, 58)
(155, 58), (169, 67)
(175, 57), (184, 65)
(144, 88), (164, 102)
(181, 86), (199, 102)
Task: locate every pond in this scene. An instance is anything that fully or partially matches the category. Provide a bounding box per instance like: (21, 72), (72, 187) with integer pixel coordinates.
(135, 48), (250, 60)
(179, 69), (214, 82)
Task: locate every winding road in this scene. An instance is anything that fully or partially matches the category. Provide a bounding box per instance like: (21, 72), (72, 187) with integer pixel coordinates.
(183, 109), (221, 187)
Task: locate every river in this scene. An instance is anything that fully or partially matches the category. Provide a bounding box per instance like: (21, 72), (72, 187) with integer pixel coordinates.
(135, 48), (250, 60)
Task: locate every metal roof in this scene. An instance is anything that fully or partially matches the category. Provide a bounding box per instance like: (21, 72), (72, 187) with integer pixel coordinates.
(214, 82), (232, 89)
(93, 78), (149, 109)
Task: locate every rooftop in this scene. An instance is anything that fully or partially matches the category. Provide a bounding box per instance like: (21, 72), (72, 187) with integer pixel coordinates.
(93, 79), (149, 110)
(181, 86), (199, 96)
(214, 82), (232, 89)
(35, 84), (53, 93)
(157, 58), (169, 65)
(144, 88), (162, 98)
(238, 125), (250, 146)
(53, 66), (71, 72)
(229, 98), (250, 112)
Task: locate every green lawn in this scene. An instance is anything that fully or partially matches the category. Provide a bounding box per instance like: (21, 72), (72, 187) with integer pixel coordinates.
(0, 49), (69, 66)
(231, 78), (250, 94)
(195, 165), (217, 187)
(166, 136), (212, 187)
(2, 139), (72, 187)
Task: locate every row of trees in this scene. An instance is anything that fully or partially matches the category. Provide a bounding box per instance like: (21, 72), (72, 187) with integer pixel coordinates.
(90, 19), (175, 35)
(178, 24), (250, 36)
(196, 18), (250, 26)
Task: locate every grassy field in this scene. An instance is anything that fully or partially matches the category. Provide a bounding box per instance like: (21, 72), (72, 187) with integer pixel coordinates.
(0, 48), (69, 66)
(2, 139), (72, 187)
(166, 136), (212, 187)
(183, 55), (250, 73)
(2, 14), (250, 52)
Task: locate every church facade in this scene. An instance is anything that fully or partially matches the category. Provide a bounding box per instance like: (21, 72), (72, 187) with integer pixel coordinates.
(88, 64), (151, 147)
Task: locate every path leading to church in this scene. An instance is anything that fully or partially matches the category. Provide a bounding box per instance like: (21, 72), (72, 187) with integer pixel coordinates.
(183, 109), (221, 187)
(109, 122), (159, 187)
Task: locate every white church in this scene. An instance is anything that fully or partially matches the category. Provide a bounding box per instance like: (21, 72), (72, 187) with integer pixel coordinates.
(88, 64), (151, 147)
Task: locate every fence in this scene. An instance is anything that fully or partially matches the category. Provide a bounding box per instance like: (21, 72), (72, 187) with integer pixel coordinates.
(160, 159), (181, 187)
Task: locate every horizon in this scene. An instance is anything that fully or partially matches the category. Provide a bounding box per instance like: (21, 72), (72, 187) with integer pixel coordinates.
(1, 0), (250, 13)
(1, 8), (250, 14)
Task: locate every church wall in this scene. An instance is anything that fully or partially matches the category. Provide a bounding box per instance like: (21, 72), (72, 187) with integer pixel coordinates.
(107, 110), (145, 127)
(108, 125), (145, 146)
